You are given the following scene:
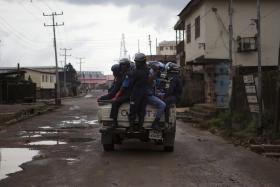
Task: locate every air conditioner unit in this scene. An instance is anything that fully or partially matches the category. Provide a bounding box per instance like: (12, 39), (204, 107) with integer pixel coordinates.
(237, 37), (257, 52)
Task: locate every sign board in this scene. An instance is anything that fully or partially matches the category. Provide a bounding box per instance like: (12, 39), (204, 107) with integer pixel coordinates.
(243, 75), (255, 84)
(243, 74), (259, 115)
(247, 95), (258, 104)
(245, 85), (257, 94)
(249, 104), (260, 113)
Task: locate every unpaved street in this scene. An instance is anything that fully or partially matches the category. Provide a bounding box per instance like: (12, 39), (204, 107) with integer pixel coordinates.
(0, 91), (280, 187)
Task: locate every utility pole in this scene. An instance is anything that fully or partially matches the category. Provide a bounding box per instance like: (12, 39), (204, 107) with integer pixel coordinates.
(148, 35), (152, 56)
(256, 0), (263, 131)
(43, 12), (64, 105)
(156, 38), (158, 54)
(76, 57), (85, 78)
(138, 39), (140, 53)
(60, 48), (72, 95)
(229, 0), (233, 64)
(228, 0), (234, 117)
(274, 42), (280, 132)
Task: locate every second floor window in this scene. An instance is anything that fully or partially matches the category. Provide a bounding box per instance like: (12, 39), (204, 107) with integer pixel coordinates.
(195, 16), (200, 39)
(187, 24), (191, 43)
(50, 76), (54, 83)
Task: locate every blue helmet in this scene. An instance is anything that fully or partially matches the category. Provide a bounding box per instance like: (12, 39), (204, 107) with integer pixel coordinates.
(111, 64), (120, 76)
(147, 61), (165, 72)
(119, 58), (130, 66)
(165, 62), (180, 74)
(134, 53), (146, 63)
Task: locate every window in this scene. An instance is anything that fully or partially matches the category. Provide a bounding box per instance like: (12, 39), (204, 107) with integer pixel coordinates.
(160, 46), (163, 51)
(187, 24), (191, 43)
(46, 75), (49, 82)
(50, 76), (54, 83)
(42, 75), (45, 82)
(195, 16), (200, 39)
(170, 46), (173, 50)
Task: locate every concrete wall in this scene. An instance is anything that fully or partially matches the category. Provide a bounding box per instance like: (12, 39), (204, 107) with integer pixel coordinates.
(183, 0), (280, 66)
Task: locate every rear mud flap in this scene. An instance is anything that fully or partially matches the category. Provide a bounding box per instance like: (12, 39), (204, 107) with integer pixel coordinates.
(163, 131), (175, 147)
(101, 133), (113, 145)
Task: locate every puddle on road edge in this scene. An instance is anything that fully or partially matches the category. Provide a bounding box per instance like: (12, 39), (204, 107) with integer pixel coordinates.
(0, 148), (39, 181)
(28, 140), (67, 146)
(39, 126), (53, 130)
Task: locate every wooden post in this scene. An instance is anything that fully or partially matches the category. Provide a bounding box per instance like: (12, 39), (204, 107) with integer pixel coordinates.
(274, 42), (280, 132)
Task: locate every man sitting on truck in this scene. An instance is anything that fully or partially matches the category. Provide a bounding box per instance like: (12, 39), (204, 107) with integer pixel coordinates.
(163, 62), (183, 122)
(164, 62), (182, 106)
(109, 58), (133, 128)
(98, 64), (123, 101)
(146, 61), (166, 130)
(128, 53), (150, 130)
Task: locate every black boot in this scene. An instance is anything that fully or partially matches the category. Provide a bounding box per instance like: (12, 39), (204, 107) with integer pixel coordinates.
(111, 120), (118, 129)
(152, 118), (160, 130)
(138, 118), (144, 131)
(128, 118), (135, 132)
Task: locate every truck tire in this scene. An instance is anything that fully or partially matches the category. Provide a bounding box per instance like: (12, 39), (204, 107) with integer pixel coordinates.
(164, 146), (174, 152)
(103, 144), (114, 152)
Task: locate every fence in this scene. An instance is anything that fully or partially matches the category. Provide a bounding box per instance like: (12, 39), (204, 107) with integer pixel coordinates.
(0, 80), (36, 104)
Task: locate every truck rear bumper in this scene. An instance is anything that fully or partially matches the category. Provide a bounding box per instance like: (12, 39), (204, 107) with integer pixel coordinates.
(100, 126), (175, 145)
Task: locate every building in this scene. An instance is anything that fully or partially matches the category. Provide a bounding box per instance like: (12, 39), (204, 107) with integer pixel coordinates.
(175, 0), (280, 107)
(156, 41), (177, 56)
(0, 70), (36, 104)
(79, 71), (110, 90)
(0, 66), (59, 99)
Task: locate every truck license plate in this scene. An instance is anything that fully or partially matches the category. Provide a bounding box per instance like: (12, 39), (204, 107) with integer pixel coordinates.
(149, 130), (162, 140)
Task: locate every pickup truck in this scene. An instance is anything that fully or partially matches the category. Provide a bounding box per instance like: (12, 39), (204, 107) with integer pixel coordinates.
(98, 102), (176, 152)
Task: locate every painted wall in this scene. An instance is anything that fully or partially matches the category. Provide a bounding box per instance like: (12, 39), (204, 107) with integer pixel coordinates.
(24, 70), (56, 89)
(184, 3), (207, 62)
(183, 0), (280, 66)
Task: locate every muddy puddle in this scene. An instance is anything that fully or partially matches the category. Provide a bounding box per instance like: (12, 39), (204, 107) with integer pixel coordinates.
(84, 94), (93, 98)
(28, 141), (67, 146)
(58, 116), (98, 129)
(69, 106), (80, 111)
(0, 148), (39, 180)
(19, 131), (58, 138)
(39, 126), (53, 130)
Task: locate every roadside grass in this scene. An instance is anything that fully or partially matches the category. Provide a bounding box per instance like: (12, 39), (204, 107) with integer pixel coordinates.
(197, 111), (261, 146)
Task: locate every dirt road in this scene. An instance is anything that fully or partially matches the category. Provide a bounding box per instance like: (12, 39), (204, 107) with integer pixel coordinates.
(0, 91), (280, 187)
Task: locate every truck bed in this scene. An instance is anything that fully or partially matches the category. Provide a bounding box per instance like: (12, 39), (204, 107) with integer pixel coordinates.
(98, 102), (176, 128)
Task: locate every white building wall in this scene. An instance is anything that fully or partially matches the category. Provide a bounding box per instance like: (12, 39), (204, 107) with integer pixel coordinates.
(24, 70), (56, 89)
(204, 0), (280, 66)
(184, 3), (207, 62)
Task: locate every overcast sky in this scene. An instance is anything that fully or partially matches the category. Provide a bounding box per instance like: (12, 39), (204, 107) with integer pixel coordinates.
(0, 0), (188, 74)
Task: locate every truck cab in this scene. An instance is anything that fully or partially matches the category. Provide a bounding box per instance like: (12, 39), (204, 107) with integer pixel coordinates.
(98, 102), (176, 152)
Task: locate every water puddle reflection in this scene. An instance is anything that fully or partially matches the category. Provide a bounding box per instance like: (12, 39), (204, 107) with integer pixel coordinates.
(39, 126), (52, 130)
(69, 106), (80, 111)
(28, 141), (67, 146)
(0, 148), (39, 180)
(58, 116), (98, 129)
(19, 131), (58, 138)
(22, 135), (42, 138)
(85, 94), (93, 98)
